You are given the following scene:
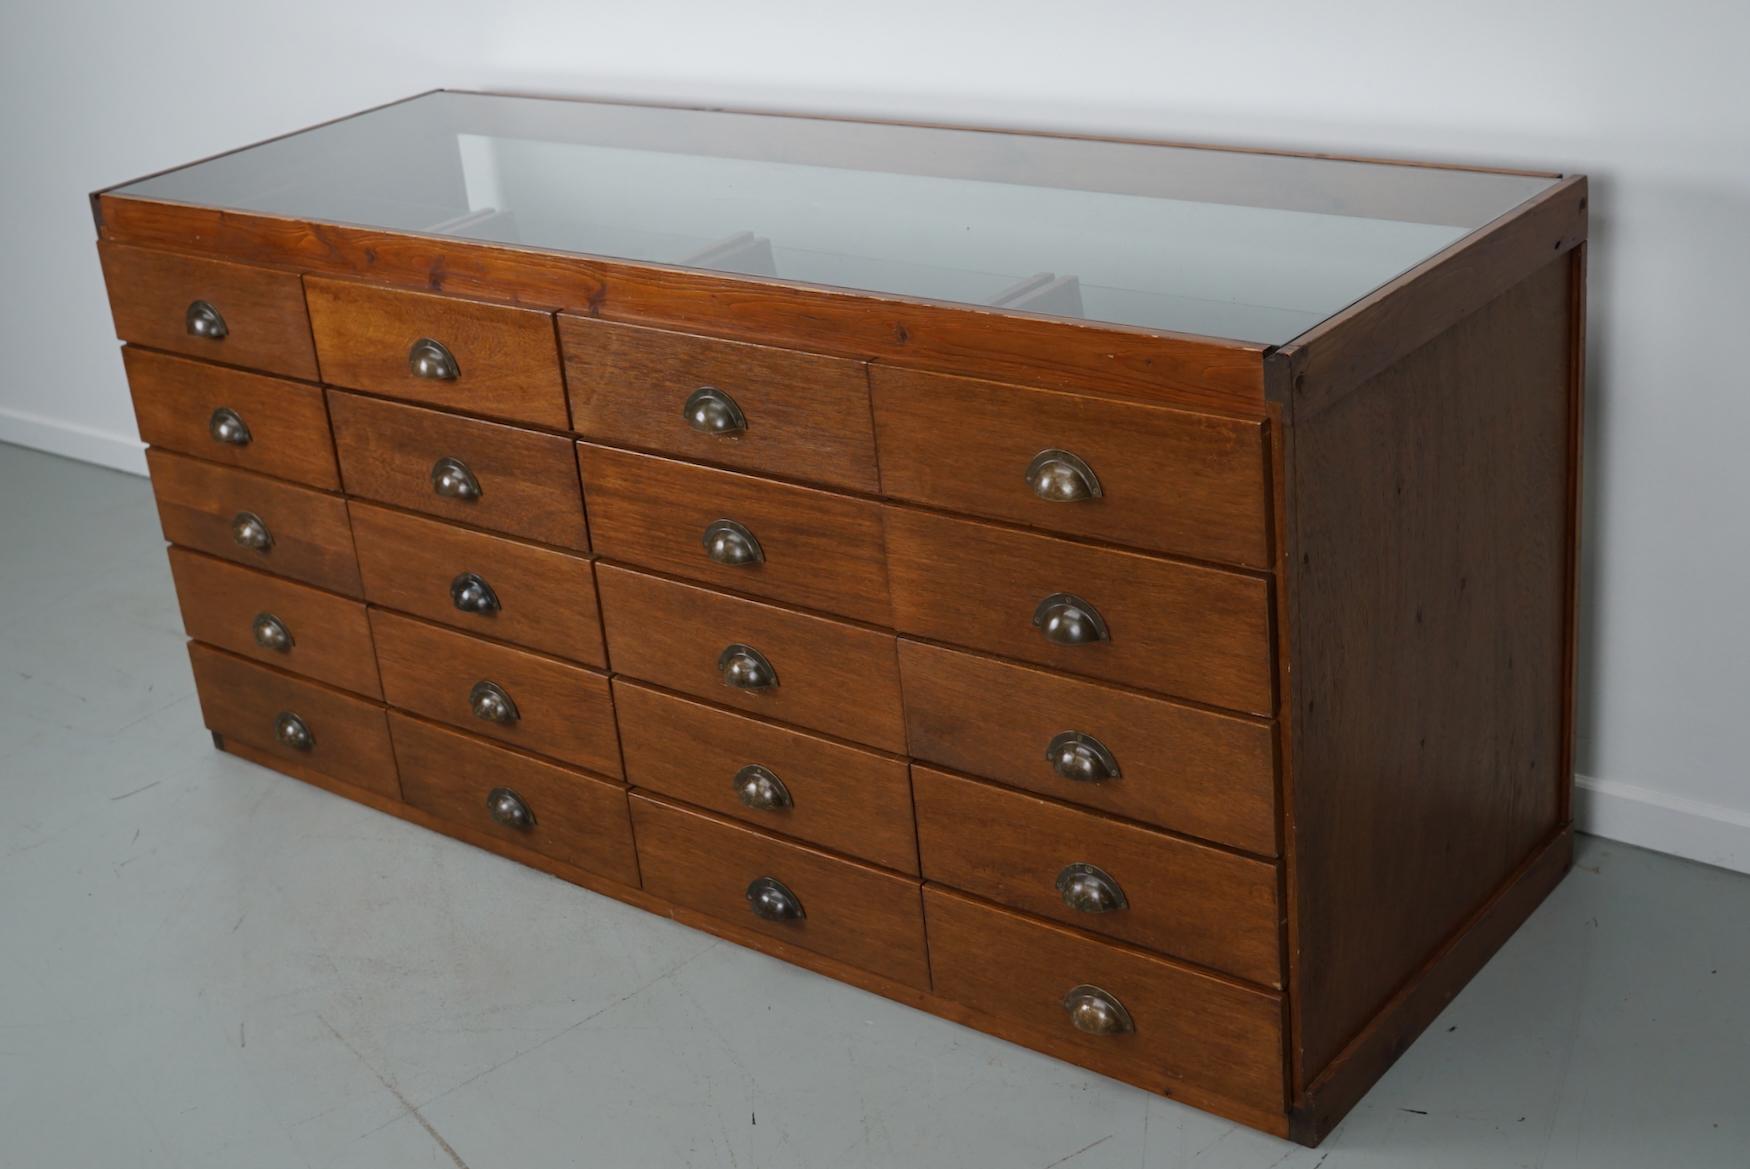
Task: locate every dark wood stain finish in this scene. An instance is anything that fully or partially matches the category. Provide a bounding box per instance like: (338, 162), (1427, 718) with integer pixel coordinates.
(125, 347), (339, 489)
(349, 502), (604, 667)
(580, 443), (891, 624)
(145, 448), (362, 596)
(563, 316), (880, 492)
(329, 391), (589, 550)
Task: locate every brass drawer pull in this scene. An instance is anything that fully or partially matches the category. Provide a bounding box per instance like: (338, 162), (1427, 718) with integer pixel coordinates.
(185, 299), (228, 340)
(702, 519), (764, 566)
(430, 456), (483, 502)
(746, 875), (804, 921)
(1056, 862), (1127, 913)
(450, 571), (500, 615)
(732, 764), (793, 811)
(1062, 984), (1134, 1036)
(231, 511), (273, 551)
(409, 337), (459, 380)
(251, 612), (293, 653)
(1046, 731), (1119, 783)
(1032, 593), (1109, 645)
(1026, 449), (1102, 503)
(683, 386), (747, 437)
(486, 786), (536, 830)
(274, 711), (313, 752)
(208, 406), (252, 446)
(718, 643), (777, 691)
(469, 679), (520, 725)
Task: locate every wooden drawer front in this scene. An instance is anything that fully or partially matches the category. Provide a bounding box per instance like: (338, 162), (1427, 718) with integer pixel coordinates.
(615, 680), (917, 874)
(924, 887), (1285, 1113)
(146, 449), (361, 596)
(304, 277), (567, 427)
(125, 348), (338, 489)
(885, 508), (1273, 714)
(188, 642), (397, 798)
(871, 367), (1270, 567)
(349, 503), (604, 667)
(579, 444), (890, 624)
(370, 609), (620, 775)
(390, 713), (636, 883)
(329, 392), (588, 550)
(562, 318), (879, 492)
(631, 793), (929, 989)
(597, 565), (905, 752)
(169, 548), (379, 698)
(898, 641), (1276, 856)
(913, 767), (1281, 986)
(97, 242), (318, 379)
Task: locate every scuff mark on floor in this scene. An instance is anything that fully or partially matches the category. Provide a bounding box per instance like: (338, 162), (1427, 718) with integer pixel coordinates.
(1042, 1132), (1113, 1168)
(316, 1013), (471, 1169)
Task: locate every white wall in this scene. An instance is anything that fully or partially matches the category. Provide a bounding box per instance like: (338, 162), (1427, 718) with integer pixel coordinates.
(4, 1), (1747, 871)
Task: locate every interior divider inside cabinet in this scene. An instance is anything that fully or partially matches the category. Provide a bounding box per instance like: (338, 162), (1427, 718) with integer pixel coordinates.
(681, 231), (778, 276)
(990, 271), (1086, 317)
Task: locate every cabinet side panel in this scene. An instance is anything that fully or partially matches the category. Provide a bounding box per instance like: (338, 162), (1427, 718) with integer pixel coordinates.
(1287, 255), (1574, 1081)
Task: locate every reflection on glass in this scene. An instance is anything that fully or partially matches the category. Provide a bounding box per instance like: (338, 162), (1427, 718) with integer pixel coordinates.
(116, 92), (1556, 344)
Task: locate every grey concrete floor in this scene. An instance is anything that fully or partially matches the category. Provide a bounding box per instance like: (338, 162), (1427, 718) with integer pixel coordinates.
(1, 439), (1746, 1169)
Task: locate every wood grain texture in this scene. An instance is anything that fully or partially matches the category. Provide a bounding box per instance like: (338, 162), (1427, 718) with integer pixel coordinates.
(913, 766), (1281, 986)
(1279, 256), (1572, 1081)
(389, 712), (637, 884)
(579, 444), (890, 624)
(100, 197), (1269, 410)
(349, 502), (604, 667)
(125, 347), (338, 489)
(1290, 826), (1571, 1144)
(562, 316), (879, 492)
(146, 448), (362, 595)
(597, 565), (904, 750)
(188, 642), (398, 797)
(884, 507), (1274, 714)
(369, 608), (620, 775)
(897, 640), (1277, 856)
(97, 241), (317, 378)
(871, 366), (1271, 568)
(924, 886), (1285, 1115)
(630, 792), (930, 989)
(328, 391), (588, 550)
(169, 547), (379, 697)
(614, 679), (917, 873)
(304, 276), (569, 427)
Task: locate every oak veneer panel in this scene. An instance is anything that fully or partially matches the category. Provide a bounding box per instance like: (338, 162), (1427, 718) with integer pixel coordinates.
(169, 548), (379, 697)
(369, 609), (620, 776)
(304, 276), (569, 427)
(579, 444), (890, 624)
(97, 241), (318, 378)
(349, 502), (604, 667)
(328, 391), (588, 550)
(871, 367), (1271, 568)
(631, 793), (930, 989)
(596, 565), (906, 752)
(913, 767), (1281, 986)
(188, 642), (398, 797)
(146, 448), (362, 596)
(897, 640), (1276, 856)
(390, 713), (637, 884)
(125, 347), (339, 489)
(562, 317), (879, 492)
(1281, 257), (1572, 1079)
(884, 508), (1274, 714)
(924, 886), (1285, 1113)
(614, 679), (917, 874)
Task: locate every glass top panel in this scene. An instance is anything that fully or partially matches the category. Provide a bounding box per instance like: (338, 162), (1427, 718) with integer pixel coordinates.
(116, 92), (1557, 345)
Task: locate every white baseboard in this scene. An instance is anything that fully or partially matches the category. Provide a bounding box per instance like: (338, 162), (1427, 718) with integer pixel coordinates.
(0, 407), (147, 476)
(1576, 774), (1750, 875)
